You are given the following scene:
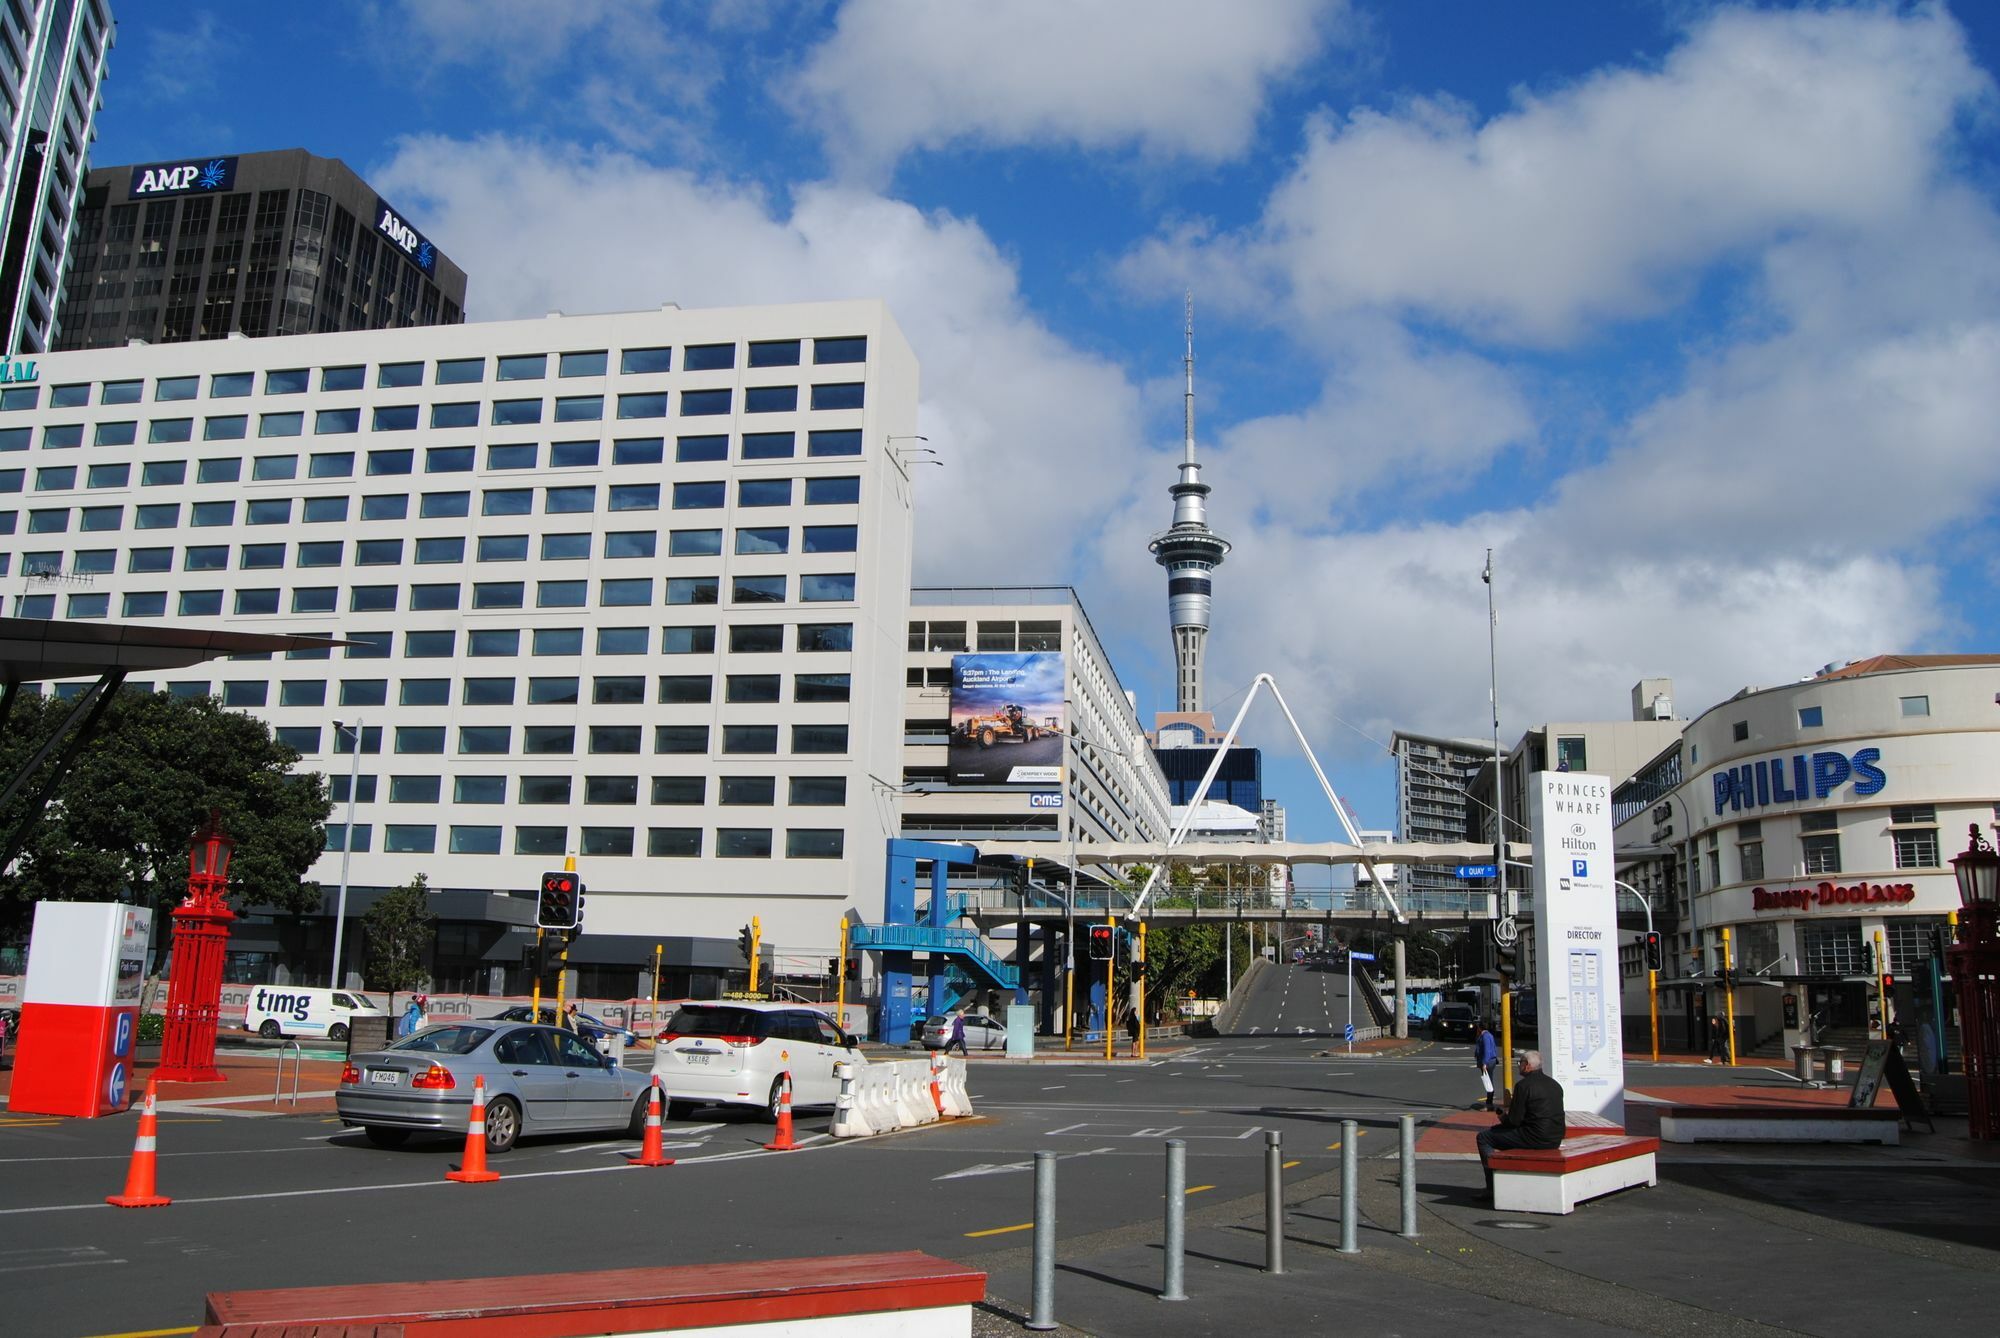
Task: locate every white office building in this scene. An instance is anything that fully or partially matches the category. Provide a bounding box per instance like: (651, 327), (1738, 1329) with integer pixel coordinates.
(2, 299), (920, 993)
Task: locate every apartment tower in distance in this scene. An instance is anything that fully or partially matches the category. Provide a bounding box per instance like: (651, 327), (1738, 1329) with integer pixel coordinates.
(1148, 295), (1229, 713)
(56, 148), (468, 351)
(0, 0), (114, 354)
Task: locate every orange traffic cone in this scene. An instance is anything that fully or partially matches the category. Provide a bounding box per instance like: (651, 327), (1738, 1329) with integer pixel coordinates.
(930, 1051), (946, 1117)
(445, 1076), (502, 1183)
(763, 1070), (796, 1151)
(628, 1077), (676, 1167)
(106, 1078), (171, 1208)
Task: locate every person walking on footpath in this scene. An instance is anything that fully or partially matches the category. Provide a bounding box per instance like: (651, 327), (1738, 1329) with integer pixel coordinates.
(944, 1010), (969, 1057)
(1472, 1020), (1500, 1110)
(0, 1008), (10, 1070)
(1706, 1013), (1730, 1064)
(1476, 1049), (1565, 1202)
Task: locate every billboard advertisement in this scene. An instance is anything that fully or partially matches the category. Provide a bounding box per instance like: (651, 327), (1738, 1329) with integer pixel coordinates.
(948, 653), (1065, 786)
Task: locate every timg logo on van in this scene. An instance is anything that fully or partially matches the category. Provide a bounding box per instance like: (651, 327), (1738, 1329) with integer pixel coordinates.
(252, 987), (313, 1022)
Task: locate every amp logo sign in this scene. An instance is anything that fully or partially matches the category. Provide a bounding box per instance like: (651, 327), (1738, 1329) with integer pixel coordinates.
(129, 156), (236, 198)
(373, 196), (438, 277)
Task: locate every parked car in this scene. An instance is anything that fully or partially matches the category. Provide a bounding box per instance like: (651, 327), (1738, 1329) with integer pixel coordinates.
(1430, 1003), (1477, 1041)
(920, 1012), (1007, 1051)
(484, 1005), (639, 1048)
(651, 1001), (860, 1120)
(335, 1021), (650, 1152)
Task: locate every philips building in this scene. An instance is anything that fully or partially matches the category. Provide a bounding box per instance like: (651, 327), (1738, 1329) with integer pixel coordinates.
(56, 148), (468, 351)
(1, 299), (918, 996)
(0, 0), (114, 354)
(1613, 655), (2000, 1054)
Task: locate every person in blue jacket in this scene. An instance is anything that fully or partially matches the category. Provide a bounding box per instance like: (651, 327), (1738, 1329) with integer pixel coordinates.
(1473, 1020), (1500, 1110)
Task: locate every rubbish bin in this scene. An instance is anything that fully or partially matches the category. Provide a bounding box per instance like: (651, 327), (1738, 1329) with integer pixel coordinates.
(1816, 1046), (1845, 1082)
(1791, 1045), (1817, 1086)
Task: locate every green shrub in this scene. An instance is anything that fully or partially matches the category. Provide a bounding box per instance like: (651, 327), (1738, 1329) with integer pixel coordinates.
(136, 1011), (165, 1044)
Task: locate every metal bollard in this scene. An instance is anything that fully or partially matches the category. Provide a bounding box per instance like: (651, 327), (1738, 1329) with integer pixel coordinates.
(1339, 1119), (1359, 1254)
(1162, 1139), (1187, 1302)
(1398, 1114), (1418, 1240)
(1028, 1151), (1057, 1331)
(1264, 1129), (1284, 1274)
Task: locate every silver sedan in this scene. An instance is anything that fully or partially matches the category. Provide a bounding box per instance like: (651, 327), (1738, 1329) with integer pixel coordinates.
(335, 1021), (651, 1152)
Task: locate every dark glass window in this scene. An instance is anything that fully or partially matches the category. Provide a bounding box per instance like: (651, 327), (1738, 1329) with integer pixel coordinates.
(462, 677), (515, 706)
(550, 440), (599, 468)
(232, 589), (279, 616)
(389, 775), (441, 803)
(524, 726), (576, 754)
(652, 777), (706, 805)
(534, 628), (585, 656)
(609, 483), (659, 511)
(555, 395), (603, 422)
(723, 725), (778, 754)
(416, 536), (464, 563)
(794, 673), (851, 703)
(469, 629), (521, 657)
(493, 398), (542, 426)
(661, 625), (717, 654)
(585, 776), (639, 805)
(621, 346), (671, 374)
(742, 431), (794, 459)
(497, 354), (547, 381)
(592, 676), (645, 705)
(811, 382), (864, 411)
(309, 451), (355, 478)
(264, 369), (308, 395)
(726, 674), (781, 704)
(97, 421), (138, 446)
(658, 675), (713, 704)
(721, 776), (777, 805)
(158, 377), (199, 401)
(789, 775), (847, 805)
(717, 829), (773, 859)
(745, 385), (797, 414)
(797, 623), (853, 651)
(537, 579), (586, 608)
(203, 416), (246, 441)
(210, 372), (253, 397)
(749, 339), (801, 368)
(291, 587), (336, 613)
(787, 829), (845, 859)
(459, 725), (511, 755)
(590, 725), (642, 754)
(251, 455), (297, 482)
(814, 336), (867, 365)
(802, 524), (858, 553)
(344, 680), (391, 707)
(408, 629), (460, 658)
(670, 528), (722, 556)
(545, 485), (595, 514)
(541, 532), (591, 560)
(315, 408), (360, 435)
(600, 578), (651, 606)
(344, 632), (393, 659)
(605, 531), (657, 559)
(676, 435), (726, 463)
(51, 383), (91, 407)
(377, 362), (422, 388)
(683, 343), (735, 371)
(320, 365), (365, 392)
(673, 482), (725, 511)
(479, 535), (529, 562)
(367, 449), (414, 475)
(432, 402), (479, 429)
(350, 585), (398, 612)
(427, 445), (474, 473)
(240, 542), (285, 568)
(648, 828), (702, 857)
(451, 826), (503, 854)
(355, 538), (403, 564)
(735, 527), (788, 555)
(396, 726), (446, 755)
(455, 775), (506, 804)
(802, 573), (856, 602)
(259, 412), (304, 438)
(792, 724), (849, 754)
(246, 499), (292, 526)
(679, 388), (729, 417)
(515, 827), (568, 857)
(136, 503), (180, 529)
(484, 489), (533, 517)
(411, 583), (460, 611)
(528, 676), (579, 705)
(729, 624), (784, 653)
(614, 437), (663, 465)
(372, 406), (420, 432)
(296, 540), (342, 567)
(191, 500), (235, 527)
(666, 576), (718, 605)
(179, 590), (223, 616)
(304, 498), (350, 525)
(733, 575), (786, 604)
(420, 491), (469, 518)
(654, 725), (709, 754)
(739, 479), (792, 507)
(488, 443), (537, 470)
(617, 392), (668, 419)
(597, 626), (649, 654)
(806, 476), (860, 504)
(473, 581), (525, 610)
(808, 429), (862, 457)
(560, 350), (608, 378)
(520, 775), (571, 804)
(435, 358), (484, 384)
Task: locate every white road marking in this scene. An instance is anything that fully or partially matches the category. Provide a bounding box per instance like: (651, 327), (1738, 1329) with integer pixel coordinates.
(1040, 1085), (1067, 1091)
(0, 1246), (125, 1275)
(936, 1147), (1115, 1181)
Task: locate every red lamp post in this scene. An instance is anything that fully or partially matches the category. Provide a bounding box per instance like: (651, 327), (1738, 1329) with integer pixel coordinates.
(153, 811), (237, 1083)
(1947, 824), (2000, 1139)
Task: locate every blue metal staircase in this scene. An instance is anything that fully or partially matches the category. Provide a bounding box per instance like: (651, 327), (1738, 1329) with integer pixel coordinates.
(849, 920), (1018, 995)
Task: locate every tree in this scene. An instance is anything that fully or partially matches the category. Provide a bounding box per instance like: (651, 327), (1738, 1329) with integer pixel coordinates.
(0, 690), (331, 934)
(363, 874), (435, 997)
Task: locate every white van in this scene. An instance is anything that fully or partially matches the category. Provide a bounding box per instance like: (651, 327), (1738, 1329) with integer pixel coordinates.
(242, 985), (385, 1042)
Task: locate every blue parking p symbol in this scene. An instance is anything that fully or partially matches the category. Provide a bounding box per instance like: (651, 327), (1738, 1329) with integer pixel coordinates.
(1572, 859), (1588, 877)
(113, 1011), (134, 1058)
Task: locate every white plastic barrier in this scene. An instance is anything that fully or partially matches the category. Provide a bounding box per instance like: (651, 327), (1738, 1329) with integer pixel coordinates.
(832, 1059), (974, 1138)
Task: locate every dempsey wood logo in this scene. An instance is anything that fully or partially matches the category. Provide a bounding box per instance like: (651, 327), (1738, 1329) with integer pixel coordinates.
(374, 197), (437, 276)
(130, 156), (236, 198)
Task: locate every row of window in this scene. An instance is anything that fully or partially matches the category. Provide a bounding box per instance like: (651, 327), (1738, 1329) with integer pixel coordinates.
(7, 429), (867, 465)
(28, 572), (859, 620)
(322, 822), (846, 860)
(205, 672), (852, 710)
(909, 619), (1065, 654)
(330, 773), (848, 807)
(2, 380), (864, 448)
(0, 339), (868, 411)
(286, 722), (853, 757)
(1707, 806), (1944, 884)
(119, 621), (854, 668)
(5, 475), (862, 535)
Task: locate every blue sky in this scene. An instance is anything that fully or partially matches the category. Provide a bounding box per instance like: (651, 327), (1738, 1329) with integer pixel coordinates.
(103, 2), (2000, 847)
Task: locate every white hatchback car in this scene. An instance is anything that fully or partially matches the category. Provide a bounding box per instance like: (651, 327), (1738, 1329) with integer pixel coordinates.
(651, 1001), (862, 1120)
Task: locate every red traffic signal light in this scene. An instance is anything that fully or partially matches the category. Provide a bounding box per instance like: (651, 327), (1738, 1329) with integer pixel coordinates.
(1642, 931), (1663, 972)
(537, 870), (580, 929)
(1087, 924), (1115, 960)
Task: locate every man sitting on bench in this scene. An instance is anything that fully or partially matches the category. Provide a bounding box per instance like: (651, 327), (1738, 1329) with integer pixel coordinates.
(1478, 1048), (1564, 1201)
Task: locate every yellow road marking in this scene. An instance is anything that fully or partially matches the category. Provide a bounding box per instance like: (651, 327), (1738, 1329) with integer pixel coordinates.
(1326, 1129), (1370, 1150)
(78, 1327), (198, 1338)
(963, 1222), (1034, 1238)
(1283, 1159), (1301, 1169)
(1186, 1184), (1215, 1194)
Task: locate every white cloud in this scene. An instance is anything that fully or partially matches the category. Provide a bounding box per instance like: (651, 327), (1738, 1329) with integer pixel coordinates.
(1126, 5), (1993, 345)
(370, 135), (1147, 583)
(785, 0), (1350, 181)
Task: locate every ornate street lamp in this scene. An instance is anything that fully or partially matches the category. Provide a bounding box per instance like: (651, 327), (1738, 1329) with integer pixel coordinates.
(1946, 825), (2000, 1139)
(153, 811), (237, 1083)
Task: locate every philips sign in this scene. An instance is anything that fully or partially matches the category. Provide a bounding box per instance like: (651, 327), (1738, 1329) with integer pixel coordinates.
(373, 197), (437, 277)
(1712, 747), (1885, 815)
(129, 156), (236, 198)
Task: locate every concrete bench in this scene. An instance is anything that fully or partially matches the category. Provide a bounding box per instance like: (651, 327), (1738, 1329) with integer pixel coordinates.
(1490, 1133), (1659, 1215)
(196, 1251), (987, 1337)
(1659, 1103), (1899, 1145)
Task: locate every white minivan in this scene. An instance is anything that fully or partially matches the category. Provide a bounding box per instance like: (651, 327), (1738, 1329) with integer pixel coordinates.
(242, 985), (385, 1042)
(651, 1001), (861, 1120)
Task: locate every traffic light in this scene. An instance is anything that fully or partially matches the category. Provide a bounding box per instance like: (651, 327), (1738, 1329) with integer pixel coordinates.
(522, 938), (556, 980)
(1088, 924), (1115, 960)
(1860, 943), (1873, 974)
(828, 957), (840, 978)
(1496, 943), (1517, 985)
(537, 870), (579, 930)
(738, 923), (755, 961)
(1642, 931), (1664, 973)
(1881, 973), (1896, 1002)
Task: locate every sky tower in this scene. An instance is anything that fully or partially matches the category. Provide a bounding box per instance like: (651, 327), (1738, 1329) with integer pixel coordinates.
(1149, 295), (1231, 714)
